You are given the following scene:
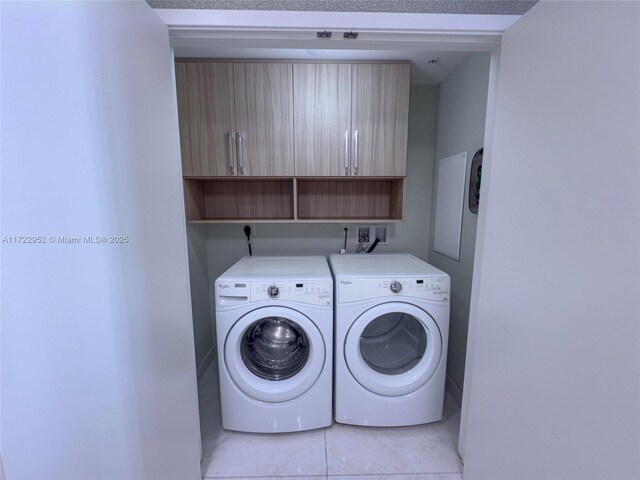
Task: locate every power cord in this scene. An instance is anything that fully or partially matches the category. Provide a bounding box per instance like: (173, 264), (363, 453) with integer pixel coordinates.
(243, 225), (252, 256)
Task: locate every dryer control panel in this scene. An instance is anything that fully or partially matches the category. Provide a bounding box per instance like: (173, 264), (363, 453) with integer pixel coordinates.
(337, 276), (450, 304)
(216, 279), (332, 307)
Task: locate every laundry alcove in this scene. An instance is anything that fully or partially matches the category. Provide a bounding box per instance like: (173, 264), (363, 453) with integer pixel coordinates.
(172, 24), (493, 480)
(5, 2), (637, 480)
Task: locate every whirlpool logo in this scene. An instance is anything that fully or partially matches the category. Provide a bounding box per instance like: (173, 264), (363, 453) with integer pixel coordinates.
(340, 280), (352, 286)
(217, 283), (230, 289)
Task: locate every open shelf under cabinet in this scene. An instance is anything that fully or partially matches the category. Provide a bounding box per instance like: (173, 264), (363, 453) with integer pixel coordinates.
(184, 177), (404, 223)
(296, 178), (403, 221)
(184, 178), (295, 221)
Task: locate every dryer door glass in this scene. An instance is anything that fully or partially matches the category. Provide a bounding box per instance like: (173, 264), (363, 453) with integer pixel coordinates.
(241, 317), (310, 381)
(359, 312), (427, 375)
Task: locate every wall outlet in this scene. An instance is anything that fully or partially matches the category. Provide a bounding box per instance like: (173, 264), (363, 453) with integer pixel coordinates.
(358, 226), (370, 243)
(375, 226), (388, 244)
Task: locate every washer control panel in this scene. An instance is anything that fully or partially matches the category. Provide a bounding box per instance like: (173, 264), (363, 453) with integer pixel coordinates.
(338, 276), (449, 303)
(254, 281), (332, 305)
(216, 280), (332, 306)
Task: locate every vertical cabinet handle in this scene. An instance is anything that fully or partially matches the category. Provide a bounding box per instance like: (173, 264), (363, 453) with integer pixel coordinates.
(353, 129), (359, 175)
(228, 131), (236, 175)
(237, 130), (245, 175)
(344, 130), (350, 175)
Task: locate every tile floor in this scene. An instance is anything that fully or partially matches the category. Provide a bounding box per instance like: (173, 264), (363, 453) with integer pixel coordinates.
(198, 362), (463, 480)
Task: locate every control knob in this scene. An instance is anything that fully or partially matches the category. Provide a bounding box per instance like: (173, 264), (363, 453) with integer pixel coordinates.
(267, 285), (279, 298)
(390, 281), (403, 293)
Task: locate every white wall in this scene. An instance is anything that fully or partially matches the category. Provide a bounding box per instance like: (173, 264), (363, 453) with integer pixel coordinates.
(0, 2), (3, 473)
(428, 52), (490, 397)
(1, 2), (201, 479)
(461, 2), (640, 479)
(199, 85), (438, 282)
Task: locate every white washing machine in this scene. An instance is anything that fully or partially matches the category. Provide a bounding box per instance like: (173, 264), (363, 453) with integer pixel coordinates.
(330, 253), (450, 426)
(214, 256), (333, 433)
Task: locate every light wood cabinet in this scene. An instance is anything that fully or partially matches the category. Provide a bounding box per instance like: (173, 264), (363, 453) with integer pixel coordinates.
(175, 61), (294, 177)
(178, 60), (410, 223)
(293, 62), (410, 177)
(293, 64), (352, 176)
(351, 64), (411, 177)
(234, 63), (295, 176)
(175, 62), (236, 176)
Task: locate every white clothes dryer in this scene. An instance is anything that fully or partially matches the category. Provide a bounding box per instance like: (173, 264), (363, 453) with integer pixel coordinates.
(215, 256), (333, 433)
(330, 254), (450, 426)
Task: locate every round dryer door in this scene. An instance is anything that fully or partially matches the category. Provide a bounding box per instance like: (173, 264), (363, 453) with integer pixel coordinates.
(344, 302), (442, 396)
(225, 306), (326, 403)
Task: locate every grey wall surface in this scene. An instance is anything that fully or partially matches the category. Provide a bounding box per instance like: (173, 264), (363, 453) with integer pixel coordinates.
(429, 52), (490, 394)
(186, 224), (215, 377)
(460, 2), (640, 479)
(197, 85), (437, 316)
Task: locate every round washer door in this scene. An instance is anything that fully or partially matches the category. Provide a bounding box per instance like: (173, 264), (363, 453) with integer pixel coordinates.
(225, 306), (326, 403)
(344, 302), (442, 396)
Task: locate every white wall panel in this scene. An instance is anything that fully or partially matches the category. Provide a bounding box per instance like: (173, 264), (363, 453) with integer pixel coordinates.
(433, 152), (467, 260)
(461, 2), (640, 479)
(1, 2), (201, 478)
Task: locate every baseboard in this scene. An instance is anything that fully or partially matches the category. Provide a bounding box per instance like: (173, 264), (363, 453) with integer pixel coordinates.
(445, 374), (463, 407)
(197, 346), (216, 382)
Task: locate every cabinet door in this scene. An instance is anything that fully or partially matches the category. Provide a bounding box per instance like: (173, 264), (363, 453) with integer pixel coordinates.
(351, 64), (410, 176)
(293, 64), (352, 176)
(233, 63), (295, 176)
(175, 62), (236, 176)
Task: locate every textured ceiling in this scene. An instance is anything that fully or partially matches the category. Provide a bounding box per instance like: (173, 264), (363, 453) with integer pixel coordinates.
(147, 0), (537, 15)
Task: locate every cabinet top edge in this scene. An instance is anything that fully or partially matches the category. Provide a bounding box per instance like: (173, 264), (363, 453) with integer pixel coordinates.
(183, 176), (405, 181)
(175, 59), (411, 65)
(187, 219), (404, 224)
(184, 176), (295, 181)
(296, 176), (405, 181)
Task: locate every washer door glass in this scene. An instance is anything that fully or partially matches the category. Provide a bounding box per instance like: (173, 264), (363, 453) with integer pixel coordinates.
(241, 317), (310, 381)
(359, 312), (427, 375)
(224, 306), (326, 403)
(344, 302), (442, 396)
